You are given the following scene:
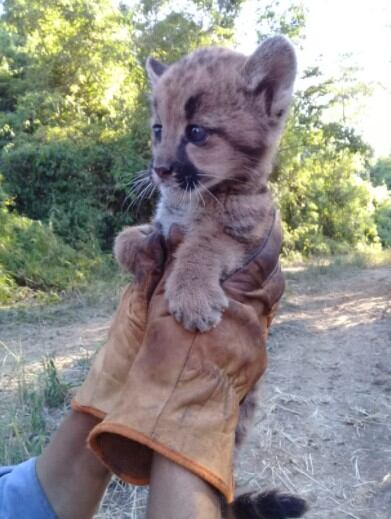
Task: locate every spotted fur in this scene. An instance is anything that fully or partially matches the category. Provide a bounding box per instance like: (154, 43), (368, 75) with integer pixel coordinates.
(142, 36), (297, 333)
(115, 37), (307, 517)
(116, 34), (297, 435)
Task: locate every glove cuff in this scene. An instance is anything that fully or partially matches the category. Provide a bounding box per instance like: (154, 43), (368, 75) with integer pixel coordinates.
(88, 421), (236, 502)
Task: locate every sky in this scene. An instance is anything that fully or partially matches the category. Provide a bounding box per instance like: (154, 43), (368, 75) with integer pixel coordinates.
(235, 0), (391, 157)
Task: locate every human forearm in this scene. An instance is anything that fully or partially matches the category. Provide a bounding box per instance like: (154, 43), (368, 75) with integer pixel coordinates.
(36, 411), (111, 519)
(147, 453), (222, 519)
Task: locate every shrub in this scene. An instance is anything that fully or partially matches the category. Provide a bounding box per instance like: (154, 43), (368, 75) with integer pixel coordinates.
(0, 200), (102, 303)
(374, 192), (391, 248)
(1, 135), (150, 250)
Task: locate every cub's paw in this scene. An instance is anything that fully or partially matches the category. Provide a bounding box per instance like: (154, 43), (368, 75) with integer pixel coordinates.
(114, 224), (154, 273)
(166, 281), (229, 332)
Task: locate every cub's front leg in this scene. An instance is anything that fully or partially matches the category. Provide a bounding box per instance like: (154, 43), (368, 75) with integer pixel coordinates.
(166, 259), (228, 332)
(165, 236), (243, 332)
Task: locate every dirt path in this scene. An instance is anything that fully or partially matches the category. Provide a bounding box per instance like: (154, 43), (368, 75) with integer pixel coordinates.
(1, 264), (390, 518)
(238, 265), (391, 519)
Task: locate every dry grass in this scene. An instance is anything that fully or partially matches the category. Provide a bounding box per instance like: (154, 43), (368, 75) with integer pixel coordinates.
(282, 246), (391, 279)
(1, 256), (390, 518)
(235, 382), (391, 519)
(96, 481), (148, 519)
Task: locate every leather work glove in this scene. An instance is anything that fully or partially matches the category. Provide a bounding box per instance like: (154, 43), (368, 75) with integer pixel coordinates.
(72, 224), (165, 419)
(85, 208), (285, 504)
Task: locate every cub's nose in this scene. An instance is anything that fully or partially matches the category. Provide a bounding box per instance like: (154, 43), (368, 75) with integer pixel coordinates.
(154, 166), (173, 178)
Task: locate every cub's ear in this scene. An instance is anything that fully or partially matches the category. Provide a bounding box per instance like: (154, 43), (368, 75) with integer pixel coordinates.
(242, 36), (297, 118)
(146, 57), (168, 86)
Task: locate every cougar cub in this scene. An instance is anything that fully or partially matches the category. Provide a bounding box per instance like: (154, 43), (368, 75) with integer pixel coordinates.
(116, 36), (297, 333)
(115, 37), (307, 519)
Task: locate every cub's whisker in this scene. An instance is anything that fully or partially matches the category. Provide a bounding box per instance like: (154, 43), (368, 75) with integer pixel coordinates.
(120, 170), (149, 189)
(179, 186), (187, 208)
(201, 185), (225, 210)
(195, 185), (206, 207)
(124, 184), (149, 208)
(126, 181), (156, 213)
(133, 169), (150, 179)
(130, 176), (151, 190)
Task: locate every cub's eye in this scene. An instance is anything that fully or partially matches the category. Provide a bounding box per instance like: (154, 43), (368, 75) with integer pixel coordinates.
(152, 124), (162, 142)
(185, 125), (208, 145)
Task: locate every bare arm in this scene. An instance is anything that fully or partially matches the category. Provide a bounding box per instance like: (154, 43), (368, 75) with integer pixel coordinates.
(147, 453), (222, 519)
(36, 415), (224, 519)
(36, 412), (111, 519)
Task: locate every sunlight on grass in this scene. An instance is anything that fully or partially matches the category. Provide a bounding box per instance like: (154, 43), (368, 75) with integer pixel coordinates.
(0, 351), (69, 465)
(282, 246), (391, 278)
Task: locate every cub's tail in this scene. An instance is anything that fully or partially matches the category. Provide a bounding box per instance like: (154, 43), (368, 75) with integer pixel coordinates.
(229, 489), (308, 519)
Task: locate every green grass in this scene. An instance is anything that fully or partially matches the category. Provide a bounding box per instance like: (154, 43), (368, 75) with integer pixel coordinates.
(0, 353), (70, 465)
(282, 245), (391, 281)
(41, 357), (70, 408)
(0, 262), (127, 465)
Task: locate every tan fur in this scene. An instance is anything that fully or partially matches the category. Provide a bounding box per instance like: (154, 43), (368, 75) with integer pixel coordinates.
(115, 39), (300, 513)
(117, 39), (296, 332)
(143, 37), (296, 332)
(115, 36), (296, 440)
(114, 224), (154, 273)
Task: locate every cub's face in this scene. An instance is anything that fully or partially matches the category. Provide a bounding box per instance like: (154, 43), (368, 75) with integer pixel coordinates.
(147, 37), (296, 197)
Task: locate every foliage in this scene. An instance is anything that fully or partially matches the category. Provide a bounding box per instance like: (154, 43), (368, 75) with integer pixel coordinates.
(42, 357), (70, 408)
(372, 184), (391, 248)
(272, 67), (379, 256)
(0, 354), (68, 465)
(1, 138), (145, 248)
(0, 0), (243, 251)
(256, 1), (306, 44)
(0, 190), (102, 304)
(0, 0), (389, 303)
(375, 199), (391, 247)
(0, 0), (146, 249)
(370, 156), (391, 189)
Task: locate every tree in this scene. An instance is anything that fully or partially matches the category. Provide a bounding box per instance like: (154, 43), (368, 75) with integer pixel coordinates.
(256, 1), (306, 44)
(0, 0), (144, 247)
(371, 156), (391, 189)
(268, 50), (377, 255)
(0, 0), (387, 261)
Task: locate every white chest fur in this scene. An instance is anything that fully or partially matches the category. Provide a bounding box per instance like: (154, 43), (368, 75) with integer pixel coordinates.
(155, 193), (195, 238)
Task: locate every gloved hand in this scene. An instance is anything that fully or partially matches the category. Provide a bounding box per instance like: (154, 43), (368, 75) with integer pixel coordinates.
(85, 208), (284, 503)
(72, 224), (165, 419)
